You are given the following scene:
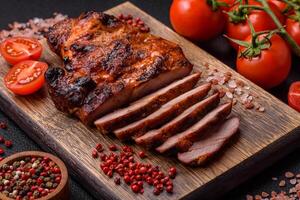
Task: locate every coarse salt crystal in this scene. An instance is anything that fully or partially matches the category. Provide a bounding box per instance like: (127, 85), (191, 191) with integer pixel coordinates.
(285, 172), (295, 178)
(235, 87), (242, 95)
(226, 91), (233, 99)
(228, 80), (237, 88)
(241, 93), (249, 103)
(258, 107), (265, 112)
(279, 180), (286, 187)
(290, 179), (297, 185)
(244, 86), (250, 90)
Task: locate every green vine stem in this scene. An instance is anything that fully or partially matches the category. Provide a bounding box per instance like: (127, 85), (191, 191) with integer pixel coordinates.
(256, 0), (300, 56)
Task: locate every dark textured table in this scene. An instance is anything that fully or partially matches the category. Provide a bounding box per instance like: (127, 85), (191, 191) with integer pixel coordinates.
(0, 1), (300, 199)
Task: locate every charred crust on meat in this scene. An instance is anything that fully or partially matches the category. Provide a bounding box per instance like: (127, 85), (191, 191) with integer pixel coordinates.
(45, 67), (65, 87)
(44, 19), (72, 54)
(79, 11), (119, 28)
(71, 44), (94, 52)
(84, 81), (125, 107)
(65, 63), (73, 72)
(45, 67), (96, 111)
(101, 40), (132, 76)
(101, 13), (119, 27)
(137, 56), (165, 82)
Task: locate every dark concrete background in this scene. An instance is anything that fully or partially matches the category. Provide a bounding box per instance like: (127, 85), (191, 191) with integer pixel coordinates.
(0, 1), (300, 199)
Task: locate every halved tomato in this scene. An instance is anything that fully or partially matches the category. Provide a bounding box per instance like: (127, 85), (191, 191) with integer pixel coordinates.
(288, 81), (300, 112)
(4, 60), (48, 95)
(0, 37), (42, 65)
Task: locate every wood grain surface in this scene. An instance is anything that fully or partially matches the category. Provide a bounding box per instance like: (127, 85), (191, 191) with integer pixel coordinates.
(0, 2), (300, 200)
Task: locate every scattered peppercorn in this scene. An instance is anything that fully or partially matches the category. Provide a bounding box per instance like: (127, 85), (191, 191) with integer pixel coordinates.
(0, 122), (7, 129)
(114, 177), (121, 185)
(93, 143), (176, 196)
(0, 156), (61, 199)
(92, 149), (98, 159)
(138, 151), (146, 159)
(108, 144), (117, 151)
(4, 140), (12, 148)
(95, 143), (103, 152)
(0, 136), (4, 143)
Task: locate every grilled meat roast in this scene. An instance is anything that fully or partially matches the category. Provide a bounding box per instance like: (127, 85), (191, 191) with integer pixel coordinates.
(44, 11), (193, 125)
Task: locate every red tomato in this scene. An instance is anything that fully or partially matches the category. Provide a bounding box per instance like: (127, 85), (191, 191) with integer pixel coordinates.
(237, 34), (291, 89)
(4, 60), (48, 95)
(286, 18), (300, 46)
(0, 37), (42, 65)
(288, 81), (300, 112)
(170, 0), (225, 41)
(226, 0), (285, 49)
(219, 0), (236, 11)
(268, 0), (288, 13)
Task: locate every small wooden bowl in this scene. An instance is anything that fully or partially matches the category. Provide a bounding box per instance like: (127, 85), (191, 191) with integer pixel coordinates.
(0, 151), (69, 200)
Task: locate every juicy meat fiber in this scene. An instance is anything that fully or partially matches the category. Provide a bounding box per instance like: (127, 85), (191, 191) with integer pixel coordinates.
(44, 11), (193, 125)
(135, 93), (220, 149)
(178, 117), (240, 166)
(114, 83), (211, 140)
(94, 73), (201, 134)
(156, 102), (232, 153)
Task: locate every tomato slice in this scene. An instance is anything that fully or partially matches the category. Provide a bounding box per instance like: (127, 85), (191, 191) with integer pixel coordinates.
(288, 81), (300, 112)
(0, 37), (42, 65)
(4, 60), (48, 95)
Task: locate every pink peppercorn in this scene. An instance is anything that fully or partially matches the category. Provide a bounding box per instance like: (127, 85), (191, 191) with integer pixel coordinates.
(4, 140), (12, 148)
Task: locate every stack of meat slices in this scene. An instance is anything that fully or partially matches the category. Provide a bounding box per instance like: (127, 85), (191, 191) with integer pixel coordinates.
(95, 72), (240, 166)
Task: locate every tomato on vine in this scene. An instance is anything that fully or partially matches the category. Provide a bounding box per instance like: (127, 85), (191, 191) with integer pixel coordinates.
(286, 18), (300, 46)
(226, 0), (285, 49)
(268, 0), (288, 13)
(232, 24), (291, 89)
(219, 0), (236, 11)
(170, 0), (225, 41)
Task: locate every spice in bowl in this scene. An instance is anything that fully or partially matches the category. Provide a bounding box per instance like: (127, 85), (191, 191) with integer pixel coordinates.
(0, 156), (62, 199)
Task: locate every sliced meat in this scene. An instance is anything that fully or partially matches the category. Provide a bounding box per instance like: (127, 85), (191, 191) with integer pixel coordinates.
(178, 117), (240, 166)
(135, 93), (220, 148)
(156, 102), (232, 153)
(77, 66), (192, 125)
(94, 73), (201, 134)
(114, 83), (212, 140)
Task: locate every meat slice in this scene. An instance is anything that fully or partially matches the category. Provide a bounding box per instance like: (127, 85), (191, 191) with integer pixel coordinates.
(44, 11), (193, 125)
(156, 102), (232, 153)
(177, 117), (240, 166)
(114, 83), (212, 140)
(135, 93), (220, 148)
(94, 73), (201, 134)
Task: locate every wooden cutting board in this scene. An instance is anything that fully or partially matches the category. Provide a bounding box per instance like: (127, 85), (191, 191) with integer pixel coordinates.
(0, 2), (300, 200)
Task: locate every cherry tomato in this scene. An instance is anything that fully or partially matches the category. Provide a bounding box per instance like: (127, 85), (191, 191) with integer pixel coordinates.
(170, 0), (225, 41)
(226, 0), (285, 49)
(4, 60), (48, 95)
(0, 37), (42, 65)
(237, 34), (291, 89)
(268, 0), (288, 13)
(288, 81), (300, 112)
(286, 18), (300, 46)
